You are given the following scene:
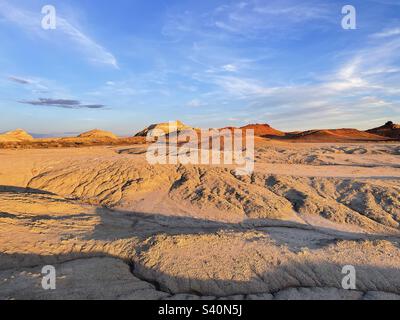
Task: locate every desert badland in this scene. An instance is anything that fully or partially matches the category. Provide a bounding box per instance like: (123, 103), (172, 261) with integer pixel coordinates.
(1, 0), (400, 303)
(0, 121), (400, 300)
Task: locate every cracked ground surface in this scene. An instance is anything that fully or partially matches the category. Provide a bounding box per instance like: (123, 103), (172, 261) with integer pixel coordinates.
(0, 142), (400, 300)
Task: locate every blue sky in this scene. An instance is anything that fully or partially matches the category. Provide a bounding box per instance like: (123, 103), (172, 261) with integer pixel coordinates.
(0, 0), (399, 135)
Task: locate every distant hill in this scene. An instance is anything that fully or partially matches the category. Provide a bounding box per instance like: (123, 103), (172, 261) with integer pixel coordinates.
(135, 121), (192, 137)
(2, 120), (398, 148)
(78, 129), (118, 139)
(218, 123), (285, 137)
(240, 123), (285, 137)
(366, 121), (400, 140)
(286, 128), (389, 142)
(0, 129), (34, 142)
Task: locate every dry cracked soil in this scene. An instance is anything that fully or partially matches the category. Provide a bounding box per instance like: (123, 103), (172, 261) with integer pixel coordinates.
(0, 141), (400, 300)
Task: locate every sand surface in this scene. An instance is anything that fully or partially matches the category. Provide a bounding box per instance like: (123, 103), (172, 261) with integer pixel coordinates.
(0, 142), (399, 300)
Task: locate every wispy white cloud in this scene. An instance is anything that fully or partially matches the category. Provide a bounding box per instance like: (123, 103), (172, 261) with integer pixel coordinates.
(5, 74), (50, 93)
(212, 0), (333, 38)
(222, 64), (238, 72)
(186, 99), (203, 107)
(56, 17), (118, 68)
(0, 1), (118, 68)
(371, 27), (400, 38)
(162, 0), (334, 44)
(132, 2), (400, 130)
(187, 29), (400, 130)
(209, 75), (278, 98)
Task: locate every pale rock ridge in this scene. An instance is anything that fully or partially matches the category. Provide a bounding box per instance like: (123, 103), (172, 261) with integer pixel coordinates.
(0, 129), (33, 142)
(135, 120), (192, 137)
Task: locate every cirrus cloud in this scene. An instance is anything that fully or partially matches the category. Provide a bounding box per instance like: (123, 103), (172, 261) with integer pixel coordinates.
(0, 1), (118, 68)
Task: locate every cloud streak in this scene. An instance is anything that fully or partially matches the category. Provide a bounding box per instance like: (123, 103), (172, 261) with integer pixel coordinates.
(371, 27), (400, 38)
(162, 0), (334, 44)
(212, 0), (333, 38)
(19, 98), (106, 109)
(56, 17), (118, 68)
(0, 1), (118, 68)
(7, 76), (32, 85)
